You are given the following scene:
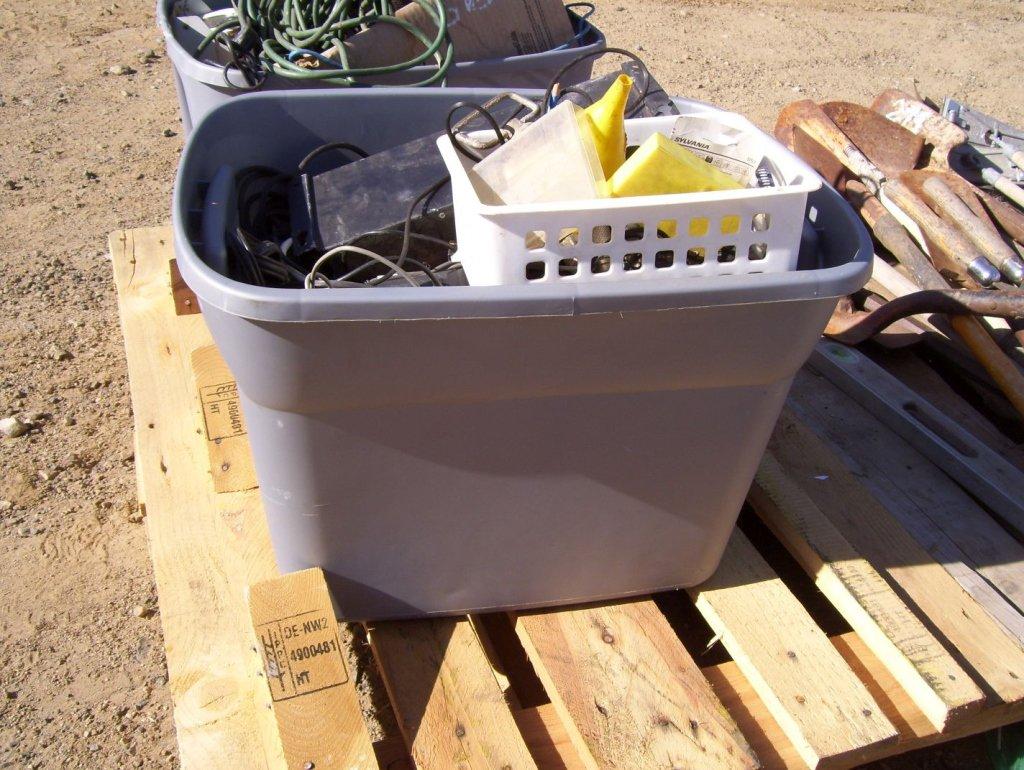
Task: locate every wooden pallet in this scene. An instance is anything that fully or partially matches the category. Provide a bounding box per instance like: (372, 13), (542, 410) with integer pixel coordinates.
(111, 227), (1024, 770)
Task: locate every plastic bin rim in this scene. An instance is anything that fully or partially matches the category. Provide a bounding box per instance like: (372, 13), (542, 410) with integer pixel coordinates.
(157, 0), (607, 88)
(173, 90), (872, 323)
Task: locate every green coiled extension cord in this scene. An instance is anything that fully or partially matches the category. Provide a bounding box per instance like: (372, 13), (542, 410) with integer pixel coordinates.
(196, 0), (453, 87)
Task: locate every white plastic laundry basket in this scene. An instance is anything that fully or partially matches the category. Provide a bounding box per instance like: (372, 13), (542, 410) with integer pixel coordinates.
(439, 110), (822, 286)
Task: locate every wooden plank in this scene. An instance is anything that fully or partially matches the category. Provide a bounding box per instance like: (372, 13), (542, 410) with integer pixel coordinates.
(705, 630), (1024, 770)
(471, 613), (550, 710)
(513, 705), (587, 770)
(809, 341), (1024, 538)
(748, 454), (985, 731)
(110, 228), (284, 769)
(770, 406), (1024, 708)
(248, 568), (377, 770)
(689, 531), (898, 769)
(514, 599), (758, 770)
(368, 617), (537, 770)
(191, 345), (258, 493)
(788, 371), (1024, 639)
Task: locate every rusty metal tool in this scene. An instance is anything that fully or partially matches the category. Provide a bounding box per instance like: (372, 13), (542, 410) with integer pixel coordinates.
(775, 100), (1001, 285)
(923, 176), (1024, 284)
(820, 100), (1024, 285)
(821, 101), (924, 179)
(873, 89), (1024, 211)
(841, 182), (1024, 422)
(825, 289), (1024, 343)
(943, 97), (1024, 175)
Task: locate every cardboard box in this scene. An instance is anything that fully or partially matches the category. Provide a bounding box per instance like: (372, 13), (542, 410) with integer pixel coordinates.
(344, 0), (576, 67)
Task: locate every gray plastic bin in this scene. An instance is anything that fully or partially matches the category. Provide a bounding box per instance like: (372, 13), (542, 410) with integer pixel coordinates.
(173, 88), (872, 620)
(158, 0), (606, 135)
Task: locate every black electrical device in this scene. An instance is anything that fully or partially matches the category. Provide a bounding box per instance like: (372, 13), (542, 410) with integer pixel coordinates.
(289, 133), (455, 265)
(561, 61), (678, 118)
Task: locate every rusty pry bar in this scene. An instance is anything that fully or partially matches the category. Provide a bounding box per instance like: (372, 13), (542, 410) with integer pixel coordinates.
(826, 289), (1024, 344)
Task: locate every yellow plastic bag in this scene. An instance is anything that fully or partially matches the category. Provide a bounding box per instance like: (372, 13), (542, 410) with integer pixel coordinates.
(607, 133), (743, 198)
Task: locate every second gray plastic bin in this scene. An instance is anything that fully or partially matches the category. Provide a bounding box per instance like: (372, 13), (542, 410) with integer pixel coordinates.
(174, 89), (872, 620)
(158, 0), (606, 135)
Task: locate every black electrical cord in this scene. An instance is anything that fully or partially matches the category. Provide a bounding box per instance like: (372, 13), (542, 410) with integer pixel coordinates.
(553, 85), (596, 107)
(298, 141), (370, 173)
(541, 47), (653, 118)
(445, 101), (508, 162)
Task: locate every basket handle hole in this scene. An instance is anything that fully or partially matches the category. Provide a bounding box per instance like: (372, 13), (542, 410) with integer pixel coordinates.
(749, 243), (768, 261)
(717, 245), (737, 263)
(525, 230), (546, 250)
(624, 253), (643, 271)
(592, 225), (612, 244)
(686, 247), (706, 266)
(591, 255), (611, 274)
(625, 222), (645, 241)
(689, 217), (709, 237)
(558, 258), (579, 277)
(655, 250), (674, 268)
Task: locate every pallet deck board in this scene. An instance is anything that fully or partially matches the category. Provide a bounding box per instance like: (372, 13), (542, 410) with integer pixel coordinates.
(689, 531), (899, 769)
(770, 408), (1024, 708)
(789, 369), (1024, 634)
(749, 454), (985, 732)
(368, 617), (538, 769)
(514, 599), (758, 770)
(111, 227), (1024, 770)
(111, 228), (283, 769)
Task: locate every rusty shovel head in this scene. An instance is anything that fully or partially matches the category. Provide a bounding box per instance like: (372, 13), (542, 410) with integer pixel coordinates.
(821, 101), (925, 179)
(774, 100), (849, 186)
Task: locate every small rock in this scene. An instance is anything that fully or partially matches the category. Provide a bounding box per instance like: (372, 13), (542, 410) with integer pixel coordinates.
(132, 605), (152, 619)
(17, 526), (32, 537)
(4, 180), (20, 191)
(50, 348), (72, 362)
(0, 500), (12, 512)
(0, 416), (29, 438)
(4, 690), (17, 700)
(107, 64), (136, 76)
(64, 416), (76, 427)
(139, 49), (160, 63)
(84, 170), (98, 181)
(162, 128), (177, 138)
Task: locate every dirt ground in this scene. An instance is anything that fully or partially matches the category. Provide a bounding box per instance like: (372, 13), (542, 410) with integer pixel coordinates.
(0, 0), (1021, 768)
